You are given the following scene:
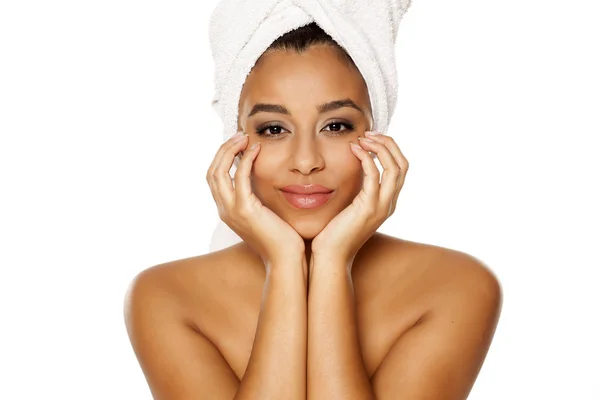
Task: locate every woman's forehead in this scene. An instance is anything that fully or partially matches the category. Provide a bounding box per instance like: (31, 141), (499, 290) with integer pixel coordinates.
(240, 47), (371, 110)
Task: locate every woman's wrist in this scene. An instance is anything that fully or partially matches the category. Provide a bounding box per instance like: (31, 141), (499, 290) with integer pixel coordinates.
(266, 252), (308, 282)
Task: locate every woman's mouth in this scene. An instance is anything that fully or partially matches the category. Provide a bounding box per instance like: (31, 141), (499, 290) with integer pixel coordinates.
(280, 191), (334, 210)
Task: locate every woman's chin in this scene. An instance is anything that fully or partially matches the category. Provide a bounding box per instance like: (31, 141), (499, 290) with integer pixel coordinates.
(288, 219), (326, 240)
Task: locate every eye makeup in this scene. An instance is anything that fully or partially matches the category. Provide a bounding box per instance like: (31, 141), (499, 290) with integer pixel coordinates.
(255, 120), (356, 138)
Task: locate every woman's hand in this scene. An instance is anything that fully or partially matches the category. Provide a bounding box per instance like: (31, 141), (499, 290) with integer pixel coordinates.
(311, 131), (409, 266)
(206, 132), (305, 267)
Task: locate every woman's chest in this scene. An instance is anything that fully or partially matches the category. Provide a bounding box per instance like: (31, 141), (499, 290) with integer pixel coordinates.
(190, 260), (431, 381)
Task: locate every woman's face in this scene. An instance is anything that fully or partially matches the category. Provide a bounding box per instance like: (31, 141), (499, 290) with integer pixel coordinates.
(237, 44), (374, 240)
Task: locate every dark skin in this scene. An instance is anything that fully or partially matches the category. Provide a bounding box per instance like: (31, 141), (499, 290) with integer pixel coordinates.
(236, 44), (376, 266)
(124, 43), (502, 399)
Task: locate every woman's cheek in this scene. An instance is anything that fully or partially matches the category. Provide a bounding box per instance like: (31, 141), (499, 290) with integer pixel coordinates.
(252, 146), (274, 174)
(249, 147), (277, 190)
(341, 146), (363, 172)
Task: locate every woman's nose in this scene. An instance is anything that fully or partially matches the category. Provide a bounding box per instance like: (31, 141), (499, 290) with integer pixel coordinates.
(290, 135), (325, 175)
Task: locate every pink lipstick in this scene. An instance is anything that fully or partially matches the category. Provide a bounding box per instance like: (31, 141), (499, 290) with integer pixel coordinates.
(280, 184), (334, 210)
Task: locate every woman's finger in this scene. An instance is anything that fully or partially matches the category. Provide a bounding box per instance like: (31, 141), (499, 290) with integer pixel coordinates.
(365, 132), (409, 214)
(207, 132), (244, 180)
(365, 132), (409, 180)
(206, 133), (248, 211)
(350, 141), (380, 209)
(233, 140), (261, 210)
(217, 134), (249, 207)
(358, 137), (400, 209)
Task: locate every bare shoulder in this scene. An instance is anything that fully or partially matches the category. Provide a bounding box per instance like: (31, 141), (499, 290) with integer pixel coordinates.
(366, 235), (503, 398)
(362, 233), (503, 316)
(414, 239), (503, 308)
(124, 243), (257, 314)
(382, 233), (500, 287)
(123, 249), (247, 398)
(123, 252), (217, 334)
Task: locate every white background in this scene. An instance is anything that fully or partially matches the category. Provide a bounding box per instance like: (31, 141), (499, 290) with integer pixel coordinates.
(1, 0), (598, 398)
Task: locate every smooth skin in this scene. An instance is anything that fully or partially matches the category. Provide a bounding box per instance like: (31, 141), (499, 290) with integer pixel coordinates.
(124, 44), (503, 399)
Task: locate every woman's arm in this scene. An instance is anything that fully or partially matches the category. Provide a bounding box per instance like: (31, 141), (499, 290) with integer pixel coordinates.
(304, 132), (408, 399)
(235, 254), (308, 399)
(307, 255), (375, 400)
(124, 255), (308, 400)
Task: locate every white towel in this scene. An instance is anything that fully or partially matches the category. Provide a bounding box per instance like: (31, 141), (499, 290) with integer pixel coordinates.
(207, 0), (413, 253)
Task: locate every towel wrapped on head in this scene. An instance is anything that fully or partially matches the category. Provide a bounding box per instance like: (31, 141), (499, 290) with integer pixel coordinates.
(208, 0), (413, 253)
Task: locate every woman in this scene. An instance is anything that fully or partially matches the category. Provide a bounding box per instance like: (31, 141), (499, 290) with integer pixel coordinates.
(125, 22), (502, 399)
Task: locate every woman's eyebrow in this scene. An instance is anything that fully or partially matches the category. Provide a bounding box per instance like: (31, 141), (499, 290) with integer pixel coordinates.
(247, 98), (365, 118)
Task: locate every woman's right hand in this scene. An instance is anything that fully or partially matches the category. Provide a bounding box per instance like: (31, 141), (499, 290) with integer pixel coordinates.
(206, 132), (305, 266)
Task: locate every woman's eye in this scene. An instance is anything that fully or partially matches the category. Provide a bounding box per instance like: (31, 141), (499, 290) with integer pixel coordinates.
(323, 122), (355, 133)
(256, 125), (286, 136)
(255, 121), (355, 137)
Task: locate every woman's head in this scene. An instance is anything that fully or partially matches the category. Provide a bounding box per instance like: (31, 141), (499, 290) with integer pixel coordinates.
(237, 23), (374, 240)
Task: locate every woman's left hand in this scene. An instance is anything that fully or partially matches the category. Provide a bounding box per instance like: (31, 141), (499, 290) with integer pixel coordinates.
(311, 131), (409, 267)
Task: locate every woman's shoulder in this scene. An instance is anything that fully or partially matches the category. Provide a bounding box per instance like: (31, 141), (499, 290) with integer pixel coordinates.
(369, 232), (495, 273)
(125, 234), (499, 317)
(125, 243), (264, 314)
(357, 233), (500, 305)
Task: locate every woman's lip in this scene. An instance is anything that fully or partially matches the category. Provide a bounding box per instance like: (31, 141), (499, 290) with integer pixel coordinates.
(280, 184), (333, 194)
(280, 190), (334, 210)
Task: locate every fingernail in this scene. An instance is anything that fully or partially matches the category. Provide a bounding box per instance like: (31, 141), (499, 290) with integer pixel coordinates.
(233, 133), (248, 142)
(250, 142), (260, 150)
(350, 142), (361, 150)
(358, 137), (374, 143)
(365, 131), (382, 136)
